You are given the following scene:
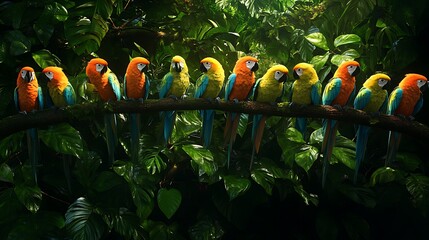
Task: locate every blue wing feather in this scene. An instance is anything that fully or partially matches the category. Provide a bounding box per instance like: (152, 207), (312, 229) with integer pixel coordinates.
(412, 94), (424, 116)
(322, 78), (342, 105)
(108, 73), (121, 100)
(252, 78), (262, 101)
(224, 73), (236, 100)
(123, 75), (128, 99)
(353, 87), (371, 110)
(160, 73), (173, 99)
(14, 87), (19, 111)
(387, 88), (402, 115)
(38, 87), (44, 110)
(311, 81), (322, 105)
(144, 76), (150, 100)
(195, 74), (209, 99)
(64, 84), (76, 105)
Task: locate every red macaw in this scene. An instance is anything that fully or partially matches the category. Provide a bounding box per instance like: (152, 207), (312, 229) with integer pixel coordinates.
(224, 56), (259, 168)
(14, 66), (44, 184)
(86, 58), (121, 164)
(321, 60), (360, 187)
(124, 57), (151, 162)
(386, 73), (428, 165)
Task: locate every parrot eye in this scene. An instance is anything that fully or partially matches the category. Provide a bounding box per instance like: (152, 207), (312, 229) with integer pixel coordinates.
(45, 71), (54, 80)
(274, 71), (284, 80)
(417, 79), (427, 88)
(179, 61), (185, 68)
(295, 68), (303, 76)
(21, 70), (27, 79)
(95, 63), (105, 72)
(347, 65), (358, 75)
(245, 61), (256, 70)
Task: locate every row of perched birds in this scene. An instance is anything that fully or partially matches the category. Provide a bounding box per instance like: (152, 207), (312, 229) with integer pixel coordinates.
(14, 55), (428, 186)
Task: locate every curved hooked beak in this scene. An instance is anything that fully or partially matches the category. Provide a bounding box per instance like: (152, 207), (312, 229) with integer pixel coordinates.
(173, 62), (182, 72)
(279, 74), (288, 83)
(251, 62), (259, 72)
(352, 66), (361, 77)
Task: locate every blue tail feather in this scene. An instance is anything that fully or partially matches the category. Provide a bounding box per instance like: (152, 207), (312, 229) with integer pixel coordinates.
(130, 113), (141, 162)
(202, 110), (214, 147)
(321, 119), (337, 188)
(295, 117), (307, 138)
(26, 128), (40, 184)
(386, 131), (401, 166)
(104, 113), (118, 164)
(163, 110), (176, 144)
(354, 125), (370, 184)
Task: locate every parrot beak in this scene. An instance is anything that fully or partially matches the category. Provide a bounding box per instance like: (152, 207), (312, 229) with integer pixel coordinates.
(100, 66), (107, 75)
(24, 72), (32, 82)
(251, 62), (259, 72)
(382, 81), (390, 90)
(420, 82), (428, 92)
(293, 71), (299, 79)
(199, 63), (208, 73)
(174, 62), (182, 72)
(352, 66), (361, 77)
(279, 74), (288, 83)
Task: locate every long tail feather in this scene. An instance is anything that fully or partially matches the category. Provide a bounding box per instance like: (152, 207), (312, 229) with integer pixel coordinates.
(295, 117), (307, 139)
(163, 110), (176, 145)
(354, 125), (370, 184)
(225, 112), (240, 168)
(386, 131), (401, 166)
(321, 119), (337, 188)
(104, 113), (118, 164)
(202, 110), (215, 148)
(130, 113), (141, 162)
(250, 114), (266, 170)
(26, 128), (40, 184)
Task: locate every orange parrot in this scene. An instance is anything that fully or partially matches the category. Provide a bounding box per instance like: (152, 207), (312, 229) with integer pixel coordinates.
(14, 66), (44, 184)
(224, 56), (259, 168)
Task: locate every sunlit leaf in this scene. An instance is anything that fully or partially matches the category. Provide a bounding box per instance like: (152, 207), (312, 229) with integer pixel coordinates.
(310, 53), (330, 72)
(305, 32), (329, 50)
(14, 184), (42, 213)
(334, 34), (361, 47)
(39, 123), (84, 158)
(342, 49), (360, 58)
(237, 114), (248, 138)
(0, 131), (24, 159)
(95, 0), (113, 19)
(331, 54), (354, 66)
(370, 167), (401, 186)
(295, 145), (319, 172)
(223, 175), (251, 200)
(157, 188), (182, 219)
(32, 49), (61, 69)
(182, 144), (216, 176)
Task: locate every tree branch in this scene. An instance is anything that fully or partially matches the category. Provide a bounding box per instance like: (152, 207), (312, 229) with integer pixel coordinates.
(1, 99), (428, 140)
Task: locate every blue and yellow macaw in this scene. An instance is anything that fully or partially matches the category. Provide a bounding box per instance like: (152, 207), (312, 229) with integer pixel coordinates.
(86, 58), (121, 164)
(224, 56), (258, 168)
(353, 73), (391, 183)
(251, 64), (288, 169)
(43, 66), (76, 107)
(291, 63), (322, 138)
(14, 66), (44, 184)
(159, 55), (190, 144)
(386, 73), (427, 165)
(124, 57), (151, 162)
(194, 57), (225, 147)
(321, 60), (360, 187)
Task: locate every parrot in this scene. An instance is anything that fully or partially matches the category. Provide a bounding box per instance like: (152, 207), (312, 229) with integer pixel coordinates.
(86, 58), (121, 164)
(290, 63), (322, 138)
(224, 56), (259, 168)
(43, 66), (77, 191)
(385, 73), (428, 165)
(159, 55), (190, 144)
(353, 73), (391, 183)
(194, 57), (225, 148)
(321, 60), (360, 187)
(251, 64), (288, 169)
(14, 66), (44, 184)
(124, 57), (151, 162)
(43, 66), (76, 107)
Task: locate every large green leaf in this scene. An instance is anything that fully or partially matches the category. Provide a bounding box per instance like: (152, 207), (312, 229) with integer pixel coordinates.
(5, 30), (31, 56)
(305, 32), (329, 50)
(142, 151), (166, 174)
(237, 114), (248, 138)
(65, 197), (107, 240)
(157, 188), (182, 219)
(0, 131), (24, 159)
(0, 163), (13, 183)
(370, 167), (402, 186)
(331, 54), (354, 66)
(405, 174), (429, 215)
(32, 49), (61, 69)
(111, 211), (146, 239)
(334, 34), (361, 47)
(295, 145), (318, 172)
(39, 123), (84, 158)
(14, 184), (42, 213)
(130, 183), (155, 219)
(182, 144), (216, 176)
(310, 53), (330, 72)
(95, 0), (113, 19)
(250, 163), (276, 195)
(223, 175), (251, 200)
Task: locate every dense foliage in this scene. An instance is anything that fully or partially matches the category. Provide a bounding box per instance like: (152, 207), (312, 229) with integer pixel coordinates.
(0, 0), (429, 239)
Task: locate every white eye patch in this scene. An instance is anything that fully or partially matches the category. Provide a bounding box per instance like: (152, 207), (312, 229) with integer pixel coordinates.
(274, 71), (284, 80)
(95, 63), (105, 72)
(246, 60), (256, 70)
(45, 71), (54, 80)
(203, 62), (211, 70)
(417, 79), (427, 88)
(378, 78), (388, 87)
(137, 63), (146, 71)
(347, 65), (357, 75)
(295, 68), (303, 76)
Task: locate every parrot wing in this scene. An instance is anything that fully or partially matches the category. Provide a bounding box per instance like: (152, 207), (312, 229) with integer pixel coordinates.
(311, 81), (322, 105)
(412, 93), (424, 116)
(276, 82), (285, 102)
(379, 94), (388, 113)
(14, 87), (19, 111)
(252, 78), (262, 101)
(38, 87), (44, 110)
(224, 73), (236, 100)
(144, 76), (150, 100)
(322, 78), (342, 105)
(195, 74), (209, 99)
(353, 87), (371, 110)
(160, 73), (173, 99)
(123, 74), (128, 99)
(387, 87), (402, 115)
(347, 85), (357, 105)
(64, 83), (76, 105)
(108, 73), (121, 101)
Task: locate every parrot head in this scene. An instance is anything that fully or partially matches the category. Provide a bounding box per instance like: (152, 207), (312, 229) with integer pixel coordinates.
(129, 57), (150, 73)
(335, 60), (360, 78)
(43, 66), (67, 84)
(19, 66), (36, 83)
(170, 55), (187, 73)
(234, 56), (259, 73)
(266, 64), (289, 83)
(293, 62), (317, 80)
(400, 73), (428, 92)
(86, 58), (108, 79)
(199, 57), (223, 73)
(364, 73), (391, 90)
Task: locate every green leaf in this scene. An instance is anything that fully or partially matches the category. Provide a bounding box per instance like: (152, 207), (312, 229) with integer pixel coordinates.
(370, 167), (401, 186)
(130, 183), (155, 219)
(406, 174), (429, 215)
(39, 123), (84, 158)
(10, 40), (30, 56)
(0, 163), (14, 183)
(0, 131), (24, 159)
(295, 145), (318, 172)
(142, 151), (166, 174)
(95, 0), (113, 19)
(251, 165), (275, 195)
(188, 217), (224, 240)
(223, 175), (251, 200)
(32, 49), (61, 69)
(305, 32), (329, 50)
(33, 22), (54, 47)
(294, 184), (318, 206)
(14, 184), (42, 213)
(334, 34), (361, 47)
(48, 2), (69, 21)
(65, 197), (107, 240)
(172, 111), (201, 141)
(237, 114), (248, 138)
(285, 127), (305, 143)
(342, 49), (360, 58)
(182, 144), (216, 176)
(111, 211), (145, 239)
(331, 54), (354, 66)
(310, 53), (330, 72)
(157, 188), (182, 219)
(332, 147), (355, 169)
